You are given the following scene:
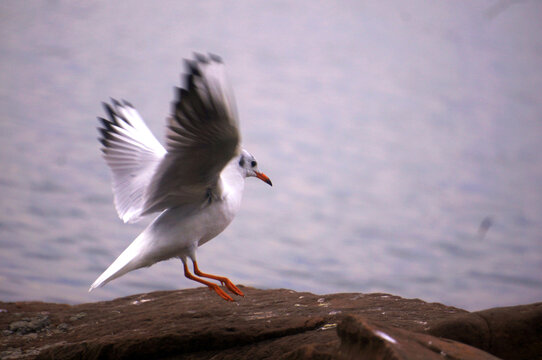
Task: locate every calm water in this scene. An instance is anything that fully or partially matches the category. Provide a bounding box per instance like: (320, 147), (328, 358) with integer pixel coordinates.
(1, 1), (541, 311)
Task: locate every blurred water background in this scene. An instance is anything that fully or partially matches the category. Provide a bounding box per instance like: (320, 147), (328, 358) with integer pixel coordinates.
(1, 1), (541, 311)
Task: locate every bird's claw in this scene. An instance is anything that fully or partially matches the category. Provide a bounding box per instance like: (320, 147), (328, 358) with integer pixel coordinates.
(209, 284), (234, 301)
(223, 280), (244, 297)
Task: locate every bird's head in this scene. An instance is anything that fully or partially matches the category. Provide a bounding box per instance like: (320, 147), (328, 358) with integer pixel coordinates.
(238, 149), (272, 186)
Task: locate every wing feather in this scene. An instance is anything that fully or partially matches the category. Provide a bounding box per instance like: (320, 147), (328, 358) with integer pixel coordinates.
(142, 53), (240, 215)
(98, 100), (166, 223)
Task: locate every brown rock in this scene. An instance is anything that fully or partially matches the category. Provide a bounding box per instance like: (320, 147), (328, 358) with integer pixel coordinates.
(428, 312), (491, 350)
(337, 315), (500, 360)
(0, 287), (539, 359)
(428, 302), (542, 360)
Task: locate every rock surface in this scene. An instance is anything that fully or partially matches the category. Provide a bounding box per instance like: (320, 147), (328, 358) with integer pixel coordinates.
(428, 302), (542, 360)
(338, 315), (500, 360)
(0, 287), (540, 359)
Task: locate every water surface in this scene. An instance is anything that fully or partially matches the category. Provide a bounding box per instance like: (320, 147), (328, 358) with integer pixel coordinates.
(1, 1), (541, 310)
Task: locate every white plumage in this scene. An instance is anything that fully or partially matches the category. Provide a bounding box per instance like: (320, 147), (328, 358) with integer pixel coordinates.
(90, 54), (272, 301)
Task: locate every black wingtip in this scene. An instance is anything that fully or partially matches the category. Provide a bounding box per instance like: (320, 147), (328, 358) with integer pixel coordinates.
(122, 99), (133, 108)
(98, 136), (108, 147)
(97, 117), (112, 129)
(98, 127), (115, 141)
(208, 53), (222, 63)
(111, 98), (122, 108)
(193, 52), (208, 63)
(97, 117), (115, 136)
(184, 59), (200, 76)
(102, 102), (115, 120)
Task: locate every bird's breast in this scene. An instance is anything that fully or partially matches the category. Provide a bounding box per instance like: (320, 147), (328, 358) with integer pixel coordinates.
(195, 197), (238, 246)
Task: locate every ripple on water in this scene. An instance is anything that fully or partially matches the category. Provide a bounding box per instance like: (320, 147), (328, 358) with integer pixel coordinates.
(23, 250), (63, 261)
(83, 245), (113, 257)
(469, 270), (542, 288)
(83, 194), (112, 204)
(29, 180), (65, 193)
(27, 204), (86, 219)
(435, 242), (482, 259)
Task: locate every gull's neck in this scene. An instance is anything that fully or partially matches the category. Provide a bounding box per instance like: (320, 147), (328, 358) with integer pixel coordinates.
(218, 157), (245, 208)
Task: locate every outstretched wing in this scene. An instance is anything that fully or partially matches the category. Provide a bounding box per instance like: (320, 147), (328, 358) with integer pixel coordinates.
(142, 53), (241, 215)
(98, 100), (167, 223)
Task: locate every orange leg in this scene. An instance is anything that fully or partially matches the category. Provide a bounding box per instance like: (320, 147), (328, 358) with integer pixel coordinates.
(193, 261), (244, 297)
(183, 263), (233, 301)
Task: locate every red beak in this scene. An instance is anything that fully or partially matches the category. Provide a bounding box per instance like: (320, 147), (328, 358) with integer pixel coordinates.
(255, 172), (272, 186)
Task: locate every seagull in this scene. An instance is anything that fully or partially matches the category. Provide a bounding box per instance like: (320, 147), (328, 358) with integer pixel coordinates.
(89, 53), (272, 301)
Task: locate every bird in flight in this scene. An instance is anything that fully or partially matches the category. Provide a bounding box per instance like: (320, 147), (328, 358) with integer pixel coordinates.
(89, 53), (272, 301)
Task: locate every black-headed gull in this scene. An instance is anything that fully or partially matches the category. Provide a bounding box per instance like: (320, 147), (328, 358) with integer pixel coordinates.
(89, 53), (272, 301)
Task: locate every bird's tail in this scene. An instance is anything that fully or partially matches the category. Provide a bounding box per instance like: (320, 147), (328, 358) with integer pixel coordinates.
(89, 233), (148, 292)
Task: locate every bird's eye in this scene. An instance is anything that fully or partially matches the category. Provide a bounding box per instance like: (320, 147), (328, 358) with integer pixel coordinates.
(251, 161), (257, 167)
